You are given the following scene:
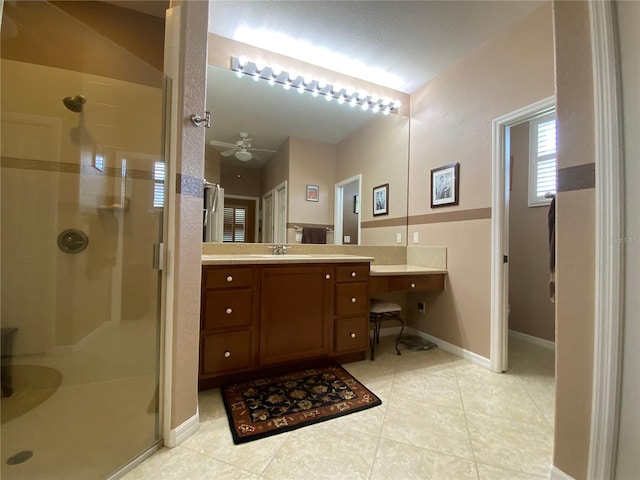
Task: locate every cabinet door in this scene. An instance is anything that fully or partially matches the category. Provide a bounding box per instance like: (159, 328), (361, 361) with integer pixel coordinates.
(259, 265), (333, 366)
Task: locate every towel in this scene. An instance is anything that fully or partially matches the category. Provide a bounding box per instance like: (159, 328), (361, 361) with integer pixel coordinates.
(548, 197), (556, 302)
(301, 226), (327, 244)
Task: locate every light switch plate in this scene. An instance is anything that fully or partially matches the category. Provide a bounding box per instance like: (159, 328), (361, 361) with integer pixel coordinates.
(413, 232), (419, 244)
(344, 235), (351, 243)
(295, 233), (302, 242)
(396, 232), (402, 244)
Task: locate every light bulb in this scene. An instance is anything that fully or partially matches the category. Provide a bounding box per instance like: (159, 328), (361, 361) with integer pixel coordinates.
(317, 78), (327, 90)
(337, 97), (345, 104)
(332, 82), (343, 94)
(303, 74), (313, 85)
(349, 98), (357, 108)
(361, 102), (369, 111)
(255, 61), (265, 73)
(311, 90), (318, 97)
(297, 85), (305, 94)
(283, 83), (291, 90)
(238, 55), (248, 68)
(394, 99), (402, 108)
(271, 64), (282, 76)
(268, 78), (275, 86)
(324, 94), (332, 102)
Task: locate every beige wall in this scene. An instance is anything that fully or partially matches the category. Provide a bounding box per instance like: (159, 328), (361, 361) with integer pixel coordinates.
(552, 2), (596, 478)
(165, 0), (209, 432)
(2, 0), (164, 87)
(261, 139), (289, 195)
(508, 122), (555, 341)
(288, 137), (336, 226)
(406, 3), (555, 358)
(220, 163), (262, 198)
(204, 145), (221, 183)
(1, 59), (163, 353)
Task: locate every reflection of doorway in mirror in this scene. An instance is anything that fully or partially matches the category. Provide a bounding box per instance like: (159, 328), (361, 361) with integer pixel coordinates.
(262, 191), (274, 243)
(274, 181), (287, 243)
(223, 196), (258, 242)
(334, 174), (362, 245)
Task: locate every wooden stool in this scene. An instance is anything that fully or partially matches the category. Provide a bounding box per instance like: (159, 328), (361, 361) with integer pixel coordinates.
(369, 299), (405, 360)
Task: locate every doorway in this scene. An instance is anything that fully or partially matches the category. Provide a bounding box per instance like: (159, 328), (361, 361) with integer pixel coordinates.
(223, 196), (258, 243)
(490, 96), (555, 372)
(334, 174), (362, 245)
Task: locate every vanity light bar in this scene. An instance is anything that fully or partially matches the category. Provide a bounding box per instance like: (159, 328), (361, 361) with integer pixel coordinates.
(230, 56), (401, 115)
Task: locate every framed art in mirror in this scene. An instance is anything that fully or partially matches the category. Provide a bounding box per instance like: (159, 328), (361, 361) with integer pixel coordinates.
(373, 183), (389, 216)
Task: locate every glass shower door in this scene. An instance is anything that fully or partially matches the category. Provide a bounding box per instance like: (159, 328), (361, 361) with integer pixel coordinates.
(1, 1), (166, 478)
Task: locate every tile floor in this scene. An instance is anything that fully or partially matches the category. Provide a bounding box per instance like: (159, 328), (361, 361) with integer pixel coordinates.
(123, 335), (555, 480)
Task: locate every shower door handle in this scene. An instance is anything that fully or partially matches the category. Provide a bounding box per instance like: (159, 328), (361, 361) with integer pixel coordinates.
(153, 243), (165, 271)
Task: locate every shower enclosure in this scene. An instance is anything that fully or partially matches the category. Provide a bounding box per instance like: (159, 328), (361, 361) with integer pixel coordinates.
(1, 2), (167, 478)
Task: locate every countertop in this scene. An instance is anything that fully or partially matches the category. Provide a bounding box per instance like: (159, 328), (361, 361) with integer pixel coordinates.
(202, 253), (375, 265)
(369, 264), (448, 276)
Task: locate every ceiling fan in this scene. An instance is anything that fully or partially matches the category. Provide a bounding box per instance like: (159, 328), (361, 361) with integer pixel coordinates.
(209, 132), (276, 162)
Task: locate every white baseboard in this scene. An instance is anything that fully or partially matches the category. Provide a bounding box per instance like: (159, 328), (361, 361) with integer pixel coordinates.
(165, 409), (199, 448)
(379, 326), (491, 370)
(549, 465), (575, 480)
(509, 329), (556, 351)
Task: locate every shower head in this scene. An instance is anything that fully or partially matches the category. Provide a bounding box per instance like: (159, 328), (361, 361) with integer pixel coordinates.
(62, 95), (87, 113)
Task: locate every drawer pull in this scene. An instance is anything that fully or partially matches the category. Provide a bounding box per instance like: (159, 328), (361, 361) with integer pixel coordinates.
(350, 332), (356, 338)
(325, 274), (331, 280)
(351, 271), (357, 277)
(351, 297), (357, 303)
(411, 283), (416, 288)
(224, 351), (231, 358)
(225, 308), (233, 314)
(226, 275), (233, 282)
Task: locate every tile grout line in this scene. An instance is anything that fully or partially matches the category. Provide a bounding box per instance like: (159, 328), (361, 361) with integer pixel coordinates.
(366, 368), (396, 480)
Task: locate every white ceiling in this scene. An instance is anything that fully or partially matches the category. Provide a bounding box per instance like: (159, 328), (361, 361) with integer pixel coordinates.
(208, 0), (544, 94)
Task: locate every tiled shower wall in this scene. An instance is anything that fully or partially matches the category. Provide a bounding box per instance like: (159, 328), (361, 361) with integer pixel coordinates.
(1, 59), (163, 354)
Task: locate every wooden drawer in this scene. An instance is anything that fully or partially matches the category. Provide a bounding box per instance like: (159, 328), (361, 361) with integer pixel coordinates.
(202, 288), (252, 331)
(335, 264), (370, 283)
(334, 317), (368, 353)
(388, 275), (445, 292)
(335, 283), (369, 316)
(203, 266), (253, 289)
(201, 330), (251, 375)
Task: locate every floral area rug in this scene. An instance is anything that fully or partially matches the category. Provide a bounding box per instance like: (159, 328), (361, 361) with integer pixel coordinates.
(221, 364), (381, 444)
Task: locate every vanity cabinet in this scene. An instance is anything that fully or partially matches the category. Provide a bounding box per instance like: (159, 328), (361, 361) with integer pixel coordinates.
(259, 265), (333, 366)
(199, 262), (370, 388)
(333, 264), (370, 353)
(199, 266), (258, 379)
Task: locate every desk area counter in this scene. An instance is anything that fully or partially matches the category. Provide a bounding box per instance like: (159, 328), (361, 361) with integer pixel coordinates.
(369, 264), (448, 276)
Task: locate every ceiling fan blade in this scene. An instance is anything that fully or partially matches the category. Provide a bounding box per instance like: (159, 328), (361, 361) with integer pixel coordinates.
(210, 140), (237, 148)
(249, 148), (277, 153)
(220, 149), (236, 157)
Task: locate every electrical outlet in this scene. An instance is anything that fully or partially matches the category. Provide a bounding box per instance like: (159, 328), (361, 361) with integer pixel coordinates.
(418, 301), (426, 313)
(413, 231), (419, 244)
(295, 233), (302, 242)
(344, 235), (351, 243)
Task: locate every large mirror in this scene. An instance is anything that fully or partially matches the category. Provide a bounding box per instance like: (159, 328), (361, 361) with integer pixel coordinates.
(203, 64), (410, 246)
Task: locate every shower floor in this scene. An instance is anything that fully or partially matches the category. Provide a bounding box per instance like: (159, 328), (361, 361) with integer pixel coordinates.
(0, 317), (160, 479)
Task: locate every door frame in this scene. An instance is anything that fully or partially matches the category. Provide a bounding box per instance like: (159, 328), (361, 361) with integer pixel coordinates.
(490, 95), (556, 373)
(334, 174), (362, 245)
(274, 180), (287, 243)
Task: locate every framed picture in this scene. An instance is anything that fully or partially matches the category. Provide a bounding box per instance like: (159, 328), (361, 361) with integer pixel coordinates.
(373, 183), (389, 216)
(353, 195), (360, 214)
(430, 162), (459, 208)
(306, 184), (319, 202)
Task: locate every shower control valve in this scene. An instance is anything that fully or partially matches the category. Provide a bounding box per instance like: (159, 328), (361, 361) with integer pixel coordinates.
(190, 111), (211, 128)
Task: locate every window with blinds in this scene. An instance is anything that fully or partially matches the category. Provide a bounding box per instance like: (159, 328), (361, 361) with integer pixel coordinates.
(153, 162), (165, 208)
(528, 112), (557, 206)
(223, 206), (246, 242)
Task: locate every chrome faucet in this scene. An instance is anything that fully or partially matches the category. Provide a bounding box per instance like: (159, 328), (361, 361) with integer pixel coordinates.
(270, 244), (289, 255)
